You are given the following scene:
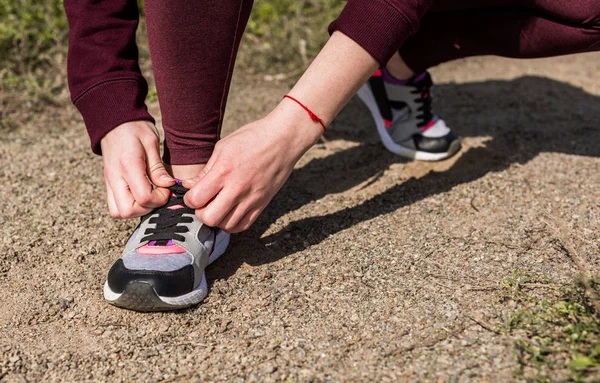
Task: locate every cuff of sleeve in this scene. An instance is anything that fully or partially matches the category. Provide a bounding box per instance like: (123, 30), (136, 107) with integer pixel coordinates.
(328, 0), (415, 66)
(73, 78), (155, 155)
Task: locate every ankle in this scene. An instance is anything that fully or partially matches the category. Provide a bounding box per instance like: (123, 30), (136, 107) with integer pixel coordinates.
(167, 163), (206, 181)
(386, 53), (415, 81)
(385, 66), (415, 81)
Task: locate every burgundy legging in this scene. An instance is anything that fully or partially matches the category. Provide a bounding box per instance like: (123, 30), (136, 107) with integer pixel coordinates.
(144, 0), (600, 165)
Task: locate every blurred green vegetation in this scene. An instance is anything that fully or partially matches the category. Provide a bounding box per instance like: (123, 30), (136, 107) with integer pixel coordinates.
(0, 0), (343, 126)
(502, 272), (600, 382)
(241, 0), (344, 73)
(0, 0), (68, 108)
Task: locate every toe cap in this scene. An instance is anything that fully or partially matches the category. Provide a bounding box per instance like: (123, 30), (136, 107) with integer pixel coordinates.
(107, 259), (195, 297)
(413, 131), (460, 154)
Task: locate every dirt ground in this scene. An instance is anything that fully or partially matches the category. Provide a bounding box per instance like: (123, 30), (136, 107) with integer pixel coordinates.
(1, 53), (600, 382)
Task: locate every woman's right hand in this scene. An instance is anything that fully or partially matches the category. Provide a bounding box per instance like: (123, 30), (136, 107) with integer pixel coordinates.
(183, 99), (323, 233)
(100, 121), (175, 218)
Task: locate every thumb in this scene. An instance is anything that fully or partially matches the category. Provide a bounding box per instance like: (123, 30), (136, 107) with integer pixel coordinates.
(181, 165), (210, 189)
(183, 166), (222, 209)
(182, 140), (224, 189)
(143, 140), (175, 188)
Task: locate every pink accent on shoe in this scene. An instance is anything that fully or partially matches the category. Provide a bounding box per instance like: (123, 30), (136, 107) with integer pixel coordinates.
(137, 243), (187, 255)
(170, 192), (177, 197)
(384, 119), (392, 128)
(167, 204), (184, 210)
(419, 119), (437, 133)
(372, 69), (383, 77)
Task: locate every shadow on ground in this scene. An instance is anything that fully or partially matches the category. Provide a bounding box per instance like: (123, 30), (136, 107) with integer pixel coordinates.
(209, 75), (600, 281)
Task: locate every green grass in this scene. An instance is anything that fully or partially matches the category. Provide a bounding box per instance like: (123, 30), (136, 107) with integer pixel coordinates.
(0, 0), (67, 99)
(501, 273), (600, 382)
(240, 0), (345, 73)
(0, 0), (68, 129)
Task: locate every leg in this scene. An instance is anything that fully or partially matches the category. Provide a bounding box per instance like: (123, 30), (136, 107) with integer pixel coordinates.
(105, 0), (253, 311)
(365, 1), (599, 160)
(386, 54), (415, 81)
(144, 0), (253, 178)
(400, 3), (600, 72)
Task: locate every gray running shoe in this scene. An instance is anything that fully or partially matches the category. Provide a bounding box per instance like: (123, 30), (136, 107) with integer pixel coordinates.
(357, 69), (461, 161)
(103, 182), (229, 312)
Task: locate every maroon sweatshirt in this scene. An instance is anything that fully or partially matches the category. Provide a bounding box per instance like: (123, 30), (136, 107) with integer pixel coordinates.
(63, 0), (430, 155)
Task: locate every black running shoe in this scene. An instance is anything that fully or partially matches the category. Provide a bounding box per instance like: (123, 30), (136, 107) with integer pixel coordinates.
(357, 69), (461, 161)
(103, 182), (229, 312)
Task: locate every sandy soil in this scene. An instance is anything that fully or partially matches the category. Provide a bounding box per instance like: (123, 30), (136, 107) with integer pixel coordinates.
(1, 53), (599, 382)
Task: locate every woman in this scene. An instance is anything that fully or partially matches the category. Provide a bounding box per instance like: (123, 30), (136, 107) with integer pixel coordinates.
(64, 0), (600, 311)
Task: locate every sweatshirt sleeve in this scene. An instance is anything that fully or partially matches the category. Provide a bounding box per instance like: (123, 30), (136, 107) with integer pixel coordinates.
(328, 0), (433, 66)
(64, 0), (155, 155)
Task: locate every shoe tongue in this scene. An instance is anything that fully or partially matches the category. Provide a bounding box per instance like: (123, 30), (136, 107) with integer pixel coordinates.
(147, 239), (175, 247)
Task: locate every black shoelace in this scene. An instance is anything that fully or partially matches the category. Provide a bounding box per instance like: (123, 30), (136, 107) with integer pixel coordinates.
(410, 73), (434, 128)
(140, 183), (195, 245)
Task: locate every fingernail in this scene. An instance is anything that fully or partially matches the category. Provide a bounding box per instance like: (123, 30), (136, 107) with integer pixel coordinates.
(161, 175), (173, 182)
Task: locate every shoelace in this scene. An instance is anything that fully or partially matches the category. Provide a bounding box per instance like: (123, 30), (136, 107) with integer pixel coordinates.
(409, 73), (434, 128)
(140, 183), (195, 245)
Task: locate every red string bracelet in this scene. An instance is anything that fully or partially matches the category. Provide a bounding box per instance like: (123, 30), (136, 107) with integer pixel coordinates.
(283, 95), (327, 132)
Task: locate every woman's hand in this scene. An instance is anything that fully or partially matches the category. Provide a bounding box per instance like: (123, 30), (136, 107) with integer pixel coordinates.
(100, 121), (175, 218)
(183, 32), (377, 232)
(183, 101), (323, 233)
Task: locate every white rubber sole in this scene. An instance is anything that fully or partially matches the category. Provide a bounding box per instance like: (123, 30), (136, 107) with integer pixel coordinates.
(103, 230), (230, 311)
(357, 83), (457, 161)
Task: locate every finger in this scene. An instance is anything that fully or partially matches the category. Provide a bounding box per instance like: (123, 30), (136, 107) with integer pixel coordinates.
(112, 177), (153, 218)
(230, 207), (263, 233)
(181, 165), (210, 189)
(123, 157), (170, 208)
(193, 189), (239, 227)
(142, 137), (174, 187)
(217, 203), (248, 233)
(182, 141), (223, 189)
(106, 183), (121, 219)
(183, 168), (223, 209)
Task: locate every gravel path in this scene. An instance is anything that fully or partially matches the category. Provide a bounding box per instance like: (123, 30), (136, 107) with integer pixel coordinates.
(1, 54), (599, 381)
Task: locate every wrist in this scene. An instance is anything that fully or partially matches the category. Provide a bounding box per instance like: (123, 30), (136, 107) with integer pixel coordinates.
(100, 120), (158, 150)
(268, 97), (325, 152)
